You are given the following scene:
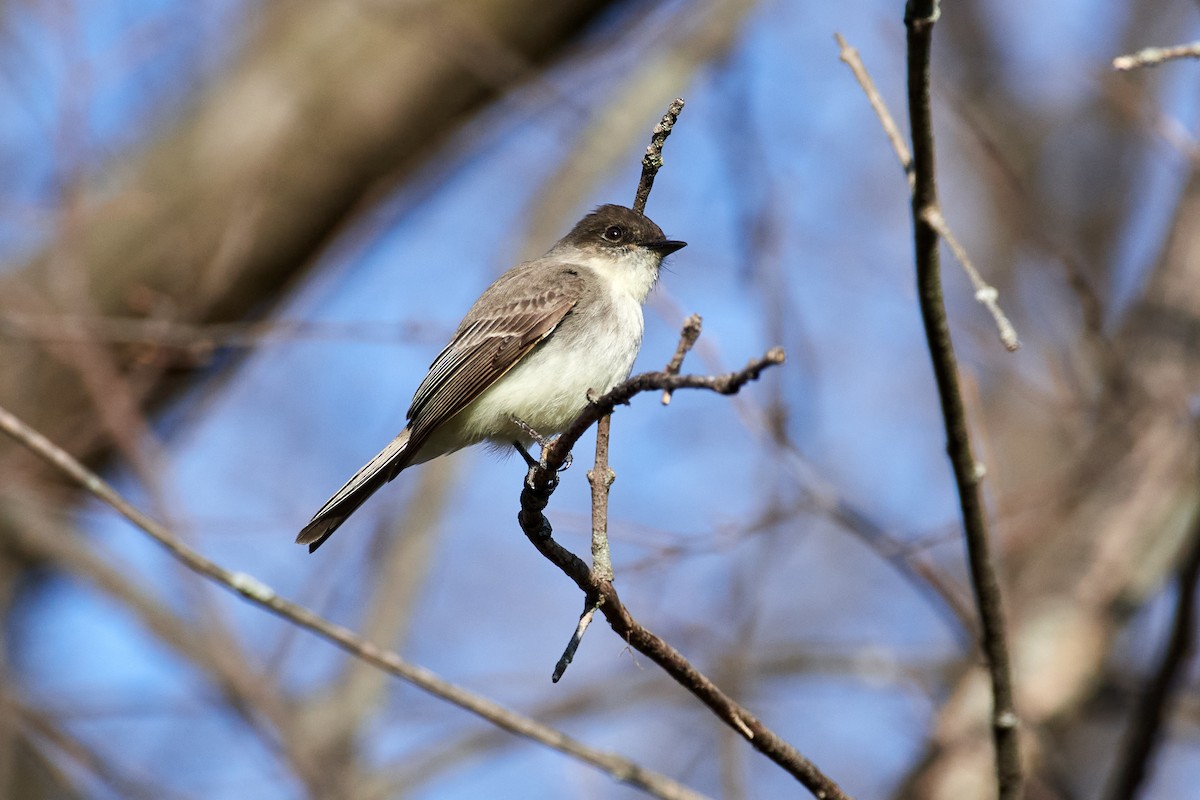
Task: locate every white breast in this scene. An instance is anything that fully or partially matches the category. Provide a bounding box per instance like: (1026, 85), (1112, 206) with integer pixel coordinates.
(414, 251), (659, 461)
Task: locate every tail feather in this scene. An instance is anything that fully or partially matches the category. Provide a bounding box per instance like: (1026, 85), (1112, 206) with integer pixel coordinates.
(297, 428), (412, 552)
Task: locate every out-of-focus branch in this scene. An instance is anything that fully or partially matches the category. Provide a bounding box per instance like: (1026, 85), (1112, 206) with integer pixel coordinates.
(903, 3), (1021, 798)
(14, 702), (173, 800)
(1103, 513), (1200, 800)
(518, 345), (854, 800)
(835, 32), (1019, 353)
(521, 0), (758, 259)
(293, 458), (457, 795)
(1, 488), (294, 739)
(0, 0), (616, 475)
(0, 402), (711, 800)
(1113, 41), (1200, 70)
(0, 312), (437, 353)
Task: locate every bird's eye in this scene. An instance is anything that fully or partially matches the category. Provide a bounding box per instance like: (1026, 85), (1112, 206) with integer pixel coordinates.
(603, 225), (625, 242)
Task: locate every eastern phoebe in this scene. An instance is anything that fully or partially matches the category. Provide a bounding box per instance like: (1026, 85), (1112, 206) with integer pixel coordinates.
(297, 204), (685, 551)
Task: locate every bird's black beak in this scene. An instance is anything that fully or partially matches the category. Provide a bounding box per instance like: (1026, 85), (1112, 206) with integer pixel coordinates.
(646, 239), (687, 257)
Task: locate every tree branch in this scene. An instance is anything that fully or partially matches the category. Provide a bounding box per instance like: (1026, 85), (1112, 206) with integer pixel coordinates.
(1103, 513), (1200, 800)
(904, 3), (1021, 797)
(835, 32), (1019, 352)
(555, 98), (689, 682)
(0, 402), (711, 800)
(1113, 41), (1200, 71)
(517, 347), (852, 800)
(633, 98), (686, 216)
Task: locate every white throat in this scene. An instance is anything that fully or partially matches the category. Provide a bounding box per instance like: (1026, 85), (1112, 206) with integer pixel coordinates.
(570, 248), (661, 304)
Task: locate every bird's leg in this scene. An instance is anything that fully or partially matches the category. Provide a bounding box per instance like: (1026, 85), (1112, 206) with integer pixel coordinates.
(510, 417), (572, 471)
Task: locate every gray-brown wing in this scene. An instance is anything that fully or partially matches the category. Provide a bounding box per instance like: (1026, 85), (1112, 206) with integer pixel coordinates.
(405, 265), (585, 448)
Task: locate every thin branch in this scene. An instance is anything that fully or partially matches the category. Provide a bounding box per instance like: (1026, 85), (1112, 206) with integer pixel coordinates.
(1113, 41), (1200, 71)
(0, 312), (432, 350)
(835, 33), (914, 187)
(1103, 515), (1200, 800)
(588, 414), (616, 584)
(922, 208), (1020, 351)
(541, 349), (787, 472)
(1, 487), (299, 771)
(555, 98), (692, 682)
(0, 403), (711, 800)
(662, 313), (703, 405)
(557, 316), (703, 682)
(835, 31), (1019, 352)
(519, 348), (852, 800)
(904, 3), (1021, 798)
(633, 98), (685, 215)
(553, 599), (600, 683)
(17, 702), (178, 800)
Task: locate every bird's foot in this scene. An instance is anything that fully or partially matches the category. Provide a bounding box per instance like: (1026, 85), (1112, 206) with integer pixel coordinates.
(510, 417), (572, 472)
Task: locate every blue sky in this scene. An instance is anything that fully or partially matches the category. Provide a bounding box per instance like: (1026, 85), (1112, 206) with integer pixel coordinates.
(4, 0), (1200, 798)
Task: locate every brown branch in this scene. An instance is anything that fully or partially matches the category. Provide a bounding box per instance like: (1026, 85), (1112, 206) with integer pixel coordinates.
(835, 31), (1019, 353)
(904, 3), (1021, 797)
(552, 599), (600, 683)
(0, 402), (712, 800)
(661, 313), (703, 405)
(1103, 514), (1200, 800)
(537, 348), (787, 476)
(834, 33), (914, 187)
(557, 316), (703, 682)
(16, 702), (176, 800)
(1113, 41), (1200, 71)
(0, 0), (617, 478)
(633, 98), (686, 215)
(0, 312), (434, 351)
(587, 415), (616, 584)
(922, 208), (1020, 352)
(555, 98), (692, 683)
(0, 487), (301, 775)
(518, 347), (852, 800)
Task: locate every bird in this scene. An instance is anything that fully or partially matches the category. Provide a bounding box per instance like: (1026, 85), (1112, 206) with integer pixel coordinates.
(297, 204), (685, 552)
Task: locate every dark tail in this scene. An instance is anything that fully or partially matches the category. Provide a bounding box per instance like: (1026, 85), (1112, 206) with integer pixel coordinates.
(297, 428), (412, 552)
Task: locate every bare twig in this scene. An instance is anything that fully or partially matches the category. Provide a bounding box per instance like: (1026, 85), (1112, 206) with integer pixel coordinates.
(904, 3), (1021, 797)
(556, 99), (691, 682)
(835, 33), (914, 187)
(662, 313), (703, 405)
(552, 598), (600, 683)
(587, 414), (616, 583)
(835, 31), (1019, 352)
(1, 487), (298, 768)
(518, 348), (852, 800)
(0, 312), (432, 351)
(633, 98), (685, 215)
(563, 406), (611, 683)
(17, 702), (177, 800)
(922, 208), (1020, 351)
(1103, 515), (1200, 800)
(544, 349), (787, 469)
(0, 403), (711, 800)
(1113, 41), (1200, 71)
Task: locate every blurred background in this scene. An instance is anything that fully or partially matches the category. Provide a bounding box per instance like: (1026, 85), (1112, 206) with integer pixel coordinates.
(1, 0), (1199, 798)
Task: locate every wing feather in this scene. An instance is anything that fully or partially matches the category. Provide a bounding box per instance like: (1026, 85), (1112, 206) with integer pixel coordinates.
(405, 265), (586, 449)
